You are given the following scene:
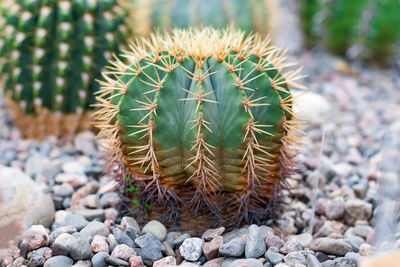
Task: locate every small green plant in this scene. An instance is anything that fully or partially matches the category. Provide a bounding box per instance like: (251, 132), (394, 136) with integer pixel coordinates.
(133, 0), (276, 37)
(0, 0), (131, 139)
(95, 28), (304, 227)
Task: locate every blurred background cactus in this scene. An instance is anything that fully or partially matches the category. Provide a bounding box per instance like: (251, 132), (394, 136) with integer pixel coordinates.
(133, 0), (277, 37)
(0, 0), (131, 139)
(300, 0), (400, 62)
(95, 28), (304, 229)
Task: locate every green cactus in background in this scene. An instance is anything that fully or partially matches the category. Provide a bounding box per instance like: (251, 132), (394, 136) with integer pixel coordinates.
(0, 0), (131, 139)
(365, 0), (400, 60)
(300, 0), (400, 61)
(133, 0), (276, 37)
(95, 28), (304, 228)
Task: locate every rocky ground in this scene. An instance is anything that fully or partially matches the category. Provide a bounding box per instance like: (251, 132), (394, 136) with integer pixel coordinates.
(0, 50), (400, 267)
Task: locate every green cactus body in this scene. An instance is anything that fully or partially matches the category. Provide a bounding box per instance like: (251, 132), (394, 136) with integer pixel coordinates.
(134, 0), (275, 37)
(300, 0), (399, 61)
(365, 0), (400, 60)
(0, 0), (130, 139)
(95, 28), (303, 227)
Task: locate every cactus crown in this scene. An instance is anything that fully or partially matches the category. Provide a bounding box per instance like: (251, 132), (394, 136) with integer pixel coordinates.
(95, 28), (304, 226)
(0, 0), (130, 138)
(133, 0), (275, 37)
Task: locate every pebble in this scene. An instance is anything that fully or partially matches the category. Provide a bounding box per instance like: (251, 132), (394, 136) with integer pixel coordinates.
(91, 235), (109, 253)
(265, 251), (284, 265)
(203, 236), (223, 260)
(135, 233), (165, 251)
(25, 225), (49, 251)
(105, 255), (129, 266)
(245, 225), (266, 258)
(49, 225), (77, 244)
(44, 255), (74, 267)
(309, 238), (353, 256)
(179, 238), (205, 261)
(231, 258), (263, 267)
(54, 183), (74, 197)
(52, 233), (74, 256)
(202, 227), (225, 241)
(100, 192), (120, 208)
(284, 251), (307, 265)
(173, 233), (191, 247)
(265, 235), (284, 249)
(307, 254), (322, 267)
(111, 244), (135, 261)
(27, 247), (51, 267)
(129, 255), (145, 267)
(74, 209), (105, 221)
(113, 227), (135, 248)
(64, 214), (89, 231)
(91, 251), (109, 267)
(281, 239), (302, 254)
(120, 216), (141, 232)
(219, 237), (245, 257)
(69, 236), (92, 260)
(345, 199), (373, 221)
(84, 194), (102, 209)
(325, 197), (345, 220)
(80, 221), (110, 237)
(289, 233), (313, 248)
(153, 256), (177, 267)
(55, 173), (88, 187)
(142, 220), (167, 241)
(344, 236), (364, 252)
(137, 247), (163, 266)
(345, 252), (365, 262)
(352, 225), (373, 239)
(359, 243), (374, 256)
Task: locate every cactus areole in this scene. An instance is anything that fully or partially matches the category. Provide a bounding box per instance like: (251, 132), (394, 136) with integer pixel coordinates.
(95, 28), (304, 227)
(0, 0), (130, 139)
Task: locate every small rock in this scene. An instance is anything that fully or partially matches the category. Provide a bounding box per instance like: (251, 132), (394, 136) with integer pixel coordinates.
(74, 132), (97, 155)
(245, 225), (266, 258)
(284, 252), (307, 266)
(121, 217), (141, 232)
(179, 238), (204, 261)
(359, 243), (374, 256)
(306, 254), (322, 267)
(352, 225), (373, 239)
(153, 256), (177, 267)
(49, 225), (77, 244)
(111, 244), (136, 261)
(64, 214), (89, 231)
(345, 199), (372, 221)
(344, 236), (364, 252)
(289, 233), (312, 248)
(345, 252), (365, 262)
(55, 173), (88, 187)
(265, 251), (284, 265)
(129, 255), (145, 267)
(125, 226), (140, 242)
(265, 235), (284, 249)
(113, 228), (135, 248)
(309, 238), (353, 256)
(203, 236), (223, 260)
(25, 225), (49, 251)
(325, 197), (345, 220)
(107, 234), (119, 252)
(62, 161), (85, 174)
(100, 192), (120, 208)
(105, 255), (129, 266)
(72, 260), (92, 267)
(91, 235), (109, 253)
(44, 255), (74, 267)
(52, 233), (75, 256)
(69, 236), (92, 260)
(222, 228), (248, 243)
(84, 194), (102, 209)
(91, 251), (109, 267)
(80, 221), (110, 237)
(202, 227), (225, 241)
(53, 183), (74, 197)
(328, 257), (357, 267)
(142, 220), (167, 241)
(74, 209), (105, 221)
(137, 248), (163, 266)
(281, 239), (302, 254)
(27, 247), (51, 267)
(315, 252), (329, 262)
(162, 241), (175, 257)
(134, 233), (164, 251)
(219, 237), (245, 257)
(173, 233), (191, 248)
(231, 258), (263, 267)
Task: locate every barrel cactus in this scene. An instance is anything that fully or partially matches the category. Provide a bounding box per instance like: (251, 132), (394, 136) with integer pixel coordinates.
(0, 0), (131, 139)
(95, 28), (304, 228)
(133, 0), (276, 37)
(300, 0), (400, 61)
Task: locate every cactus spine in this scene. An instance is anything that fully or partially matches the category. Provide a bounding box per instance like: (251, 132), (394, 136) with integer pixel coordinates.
(133, 0), (276, 37)
(0, 0), (130, 139)
(95, 28), (304, 227)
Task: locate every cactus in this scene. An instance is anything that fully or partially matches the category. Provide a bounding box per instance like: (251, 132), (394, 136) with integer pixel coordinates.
(0, 0), (131, 139)
(94, 28), (304, 228)
(133, 0), (276, 37)
(300, 0), (399, 61)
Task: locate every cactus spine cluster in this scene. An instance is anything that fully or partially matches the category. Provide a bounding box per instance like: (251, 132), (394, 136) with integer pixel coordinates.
(0, 0), (130, 139)
(133, 0), (276, 37)
(300, 0), (400, 61)
(95, 28), (304, 227)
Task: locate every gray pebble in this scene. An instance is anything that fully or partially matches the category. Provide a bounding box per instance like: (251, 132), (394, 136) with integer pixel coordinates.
(52, 233), (75, 256)
(219, 237), (245, 257)
(307, 254), (323, 267)
(125, 226), (140, 241)
(284, 251), (307, 265)
(69, 237), (92, 260)
(325, 197), (345, 220)
(345, 252), (365, 262)
(112, 228), (135, 248)
(202, 227), (225, 241)
(137, 247), (163, 266)
(173, 233), (191, 247)
(265, 251), (284, 265)
(104, 255), (129, 266)
(134, 233), (164, 251)
(142, 220), (167, 241)
(91, 251), (109, 267)
(223, 228), (248, 243)
(281, 239), (302, 254)
(64, 214), (89, 231)
(309, 238), (353, 256)
(54, 183), (74, 197)
(44, 256), (74, 267)
(120, 217), (140, 232)
(74, 209), (105, 221)
(49, 225), (77, 244)
(221, 257), (236, 267)
(179, 238), (204, 261)
(100, 192), (120, 208)
(231, 258), (263, 267)
(27, 247), (51, 267)
(245, 225), (266, 258)
(265, 235), (284, 249)
(80, 221), (110, 237)
(344, 236), (365, 252)
(84, 194), (102, 209)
